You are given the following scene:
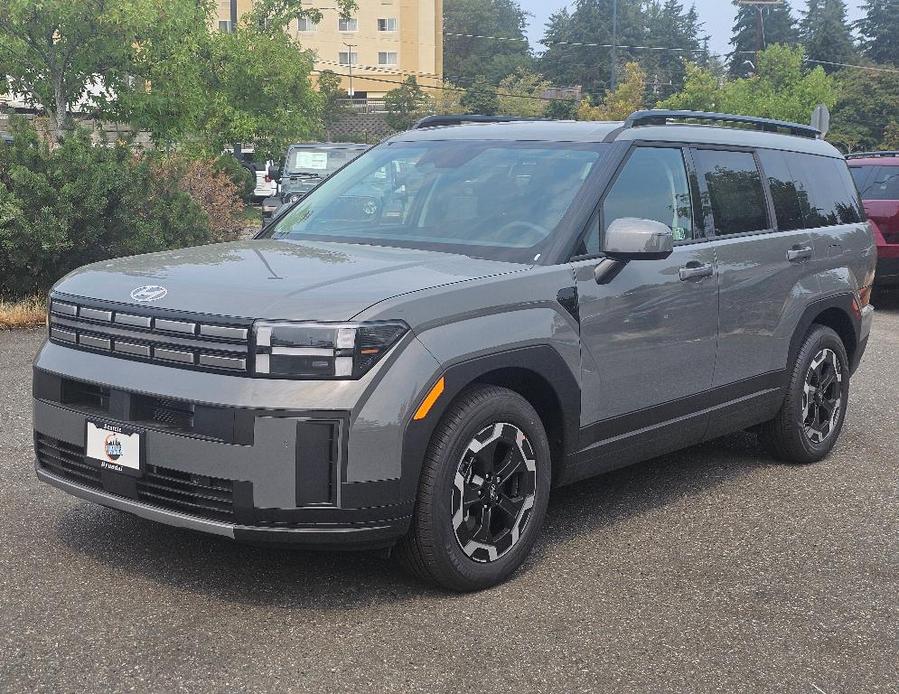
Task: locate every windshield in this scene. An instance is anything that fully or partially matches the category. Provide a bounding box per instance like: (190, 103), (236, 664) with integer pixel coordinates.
(286, 147), (366, 175)
(264, 140), (607, 262)
(850, 164), (899, 201)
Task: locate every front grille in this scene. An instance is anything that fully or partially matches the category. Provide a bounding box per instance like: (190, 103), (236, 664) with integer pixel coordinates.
(36, 435), (102, 488)
(136, 466), (234, 521)
(47, 295), (252, 376)
(36, 433), (236, 522)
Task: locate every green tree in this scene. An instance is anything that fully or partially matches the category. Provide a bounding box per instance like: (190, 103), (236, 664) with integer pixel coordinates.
(119, 0), (355, 157)
(544, 97), (579, 120)
(318, 70), (347, 132)
(384, 76), (429, 131)
(461, 76), (500, 115)
(444, 0), (533, 86)
(882, 121), (899, 149)
(497, 69), (551, 117)
(800, 0), (857, 73)
(856, 0), (899, 66)
(0, 0), (202, 142)
(728, 0), (798, 78)
(829, 68), (899, 150)
(642, 0), (703, 103)
(540, 0), (648, 95)
(577, 62), (646, 120)
(662, 45), (835, 124)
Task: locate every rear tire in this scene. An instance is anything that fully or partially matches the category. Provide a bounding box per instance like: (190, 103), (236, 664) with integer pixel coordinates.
(760, 325), (850, 464)
(397, 385), (551, 591)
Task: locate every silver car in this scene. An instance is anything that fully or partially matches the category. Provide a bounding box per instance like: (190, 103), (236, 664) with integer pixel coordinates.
(34, 111), (876, 591)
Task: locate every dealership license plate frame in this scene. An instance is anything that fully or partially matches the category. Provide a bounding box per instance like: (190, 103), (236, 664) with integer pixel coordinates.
(85, 420), (144, 477)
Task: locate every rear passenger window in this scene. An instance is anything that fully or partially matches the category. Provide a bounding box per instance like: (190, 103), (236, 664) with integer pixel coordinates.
(694, 150), (769, 235)
(853, 165), (899, 201)
(757, 150), (805, 231)
(786, 153), (863, 226)
(602, 147), (694, 242)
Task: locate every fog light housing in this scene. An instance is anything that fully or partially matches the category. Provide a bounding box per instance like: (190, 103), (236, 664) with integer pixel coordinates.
(253, 321), (409, 379)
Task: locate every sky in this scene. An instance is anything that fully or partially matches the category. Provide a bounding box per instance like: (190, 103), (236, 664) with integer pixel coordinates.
(519, 0), (866, 59)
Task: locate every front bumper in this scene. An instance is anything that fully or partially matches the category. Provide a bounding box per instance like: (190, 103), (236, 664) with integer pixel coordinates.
(36, 465), (408, 549)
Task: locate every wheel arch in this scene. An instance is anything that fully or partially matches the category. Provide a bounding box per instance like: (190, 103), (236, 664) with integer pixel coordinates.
(401, 346), (581, 493)
(788, 293), (861, 374)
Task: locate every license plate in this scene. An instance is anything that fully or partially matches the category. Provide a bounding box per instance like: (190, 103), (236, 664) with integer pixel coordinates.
(86, 421), (142, 475)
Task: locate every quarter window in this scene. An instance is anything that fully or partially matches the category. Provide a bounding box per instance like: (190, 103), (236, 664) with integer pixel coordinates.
(694, 150), (769, 235)
(787, 153), (863, 226)
(602, 147), (695, 242)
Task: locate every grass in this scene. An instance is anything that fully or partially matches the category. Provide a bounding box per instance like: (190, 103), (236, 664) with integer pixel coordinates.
(242, 204), (262, 227)
(0, 295), (47, 330)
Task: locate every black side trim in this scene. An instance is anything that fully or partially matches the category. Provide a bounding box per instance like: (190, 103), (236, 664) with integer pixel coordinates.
(563, 370), (787, 485)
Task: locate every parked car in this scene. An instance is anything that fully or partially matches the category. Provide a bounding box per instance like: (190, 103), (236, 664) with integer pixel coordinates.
(34, 111), (875, 591)
(226, 147), (277, 200)
(847, 151), (899, 285)
(260, 195), (286, 227)
(276, 142), (369, 206)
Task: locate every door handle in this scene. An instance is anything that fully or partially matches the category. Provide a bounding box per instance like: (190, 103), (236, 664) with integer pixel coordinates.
(787, 245), (813, 262)
(678, 262), (714, 282)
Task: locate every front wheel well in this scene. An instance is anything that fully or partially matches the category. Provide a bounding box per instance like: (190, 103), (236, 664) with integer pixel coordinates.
(471, 367), (569, 484)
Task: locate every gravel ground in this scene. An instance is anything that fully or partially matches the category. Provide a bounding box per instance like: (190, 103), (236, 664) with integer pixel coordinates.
(1, 293), (897, 694)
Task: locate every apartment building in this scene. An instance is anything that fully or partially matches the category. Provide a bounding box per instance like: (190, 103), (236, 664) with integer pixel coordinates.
(215, 0), (444, 98)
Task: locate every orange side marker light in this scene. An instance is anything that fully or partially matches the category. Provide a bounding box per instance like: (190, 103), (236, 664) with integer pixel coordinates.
(413, 377), (445, 421)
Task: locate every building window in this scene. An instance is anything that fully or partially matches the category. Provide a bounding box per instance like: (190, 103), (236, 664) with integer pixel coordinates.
(378, 52), (399, 66)
(297, 16), (318, 32)
(378, 18), (398, 32)
(338, 51), (359, 66)
(218, 20), (233, 33)
(338, 17), (358, 32)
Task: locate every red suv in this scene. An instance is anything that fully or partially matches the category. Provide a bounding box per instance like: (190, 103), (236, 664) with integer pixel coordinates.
(848, 151), (899, 285)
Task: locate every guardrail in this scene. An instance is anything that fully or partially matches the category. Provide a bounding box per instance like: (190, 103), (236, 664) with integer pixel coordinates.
(337, 99), (388, 114)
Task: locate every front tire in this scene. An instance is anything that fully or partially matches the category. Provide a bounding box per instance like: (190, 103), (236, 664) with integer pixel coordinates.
(397, 385), (551, 591)
(760, 325), (850, 463)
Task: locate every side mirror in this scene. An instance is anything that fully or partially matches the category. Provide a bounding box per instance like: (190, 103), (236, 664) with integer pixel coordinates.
(267, 165), (282, 184)
(602, 217), (674, 261)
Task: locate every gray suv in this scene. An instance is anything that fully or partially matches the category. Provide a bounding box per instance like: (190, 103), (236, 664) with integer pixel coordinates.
(34, 111), (876, 591)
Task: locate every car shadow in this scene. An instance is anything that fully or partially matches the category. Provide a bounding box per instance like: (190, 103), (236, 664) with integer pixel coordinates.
(53, 430), (775, 607)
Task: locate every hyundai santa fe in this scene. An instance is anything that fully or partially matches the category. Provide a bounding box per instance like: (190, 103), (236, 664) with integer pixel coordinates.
(34, 110), (876, 591)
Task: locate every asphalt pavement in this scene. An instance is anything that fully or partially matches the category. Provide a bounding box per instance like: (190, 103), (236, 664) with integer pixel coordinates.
(1, 293), (897, 693)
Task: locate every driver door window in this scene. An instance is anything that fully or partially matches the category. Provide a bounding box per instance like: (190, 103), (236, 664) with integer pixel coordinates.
(596, 147), (695, 252)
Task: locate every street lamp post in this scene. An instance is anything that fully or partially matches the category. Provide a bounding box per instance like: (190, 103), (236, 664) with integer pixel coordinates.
(343, 42), (357, 97)
(736, 0), (784, 65)
(610, 0), (618, 91)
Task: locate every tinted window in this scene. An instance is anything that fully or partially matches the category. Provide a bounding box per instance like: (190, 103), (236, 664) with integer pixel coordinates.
(757, 150), (805, 231)
(787, 153), (863, 226)
(602, 147), (695, 241)
(694, 150), (769, 235)
(851, 165), (899, 201)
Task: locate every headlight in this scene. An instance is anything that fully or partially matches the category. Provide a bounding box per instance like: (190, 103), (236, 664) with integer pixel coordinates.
(253, 321), (409, 379)
(287, 192), (303, 203)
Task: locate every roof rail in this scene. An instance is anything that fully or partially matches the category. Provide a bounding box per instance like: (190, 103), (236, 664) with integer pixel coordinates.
(623, 110), (821, 139)
(410, 115), (522, 130)
(846, 151), (899, 160)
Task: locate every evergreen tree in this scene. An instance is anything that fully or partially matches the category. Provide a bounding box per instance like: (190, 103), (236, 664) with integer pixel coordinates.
(800, 0), (857, 72)
(643, 0), (704, 104)
(728, 0), (798, 78)
(856, 0), (899, 66)
(443, 0), (534, 87)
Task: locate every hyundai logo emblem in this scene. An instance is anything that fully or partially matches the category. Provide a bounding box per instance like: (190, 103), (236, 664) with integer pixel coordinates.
(130, 285), (168, 302)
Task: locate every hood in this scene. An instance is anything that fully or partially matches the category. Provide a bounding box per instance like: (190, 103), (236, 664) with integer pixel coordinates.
(53, 239), (524, 321)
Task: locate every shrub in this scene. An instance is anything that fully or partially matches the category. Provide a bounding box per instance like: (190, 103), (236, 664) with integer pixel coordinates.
(0, 119), (231, 300)
(213, 153), (257, 203)
(155, 155), (246, 242)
